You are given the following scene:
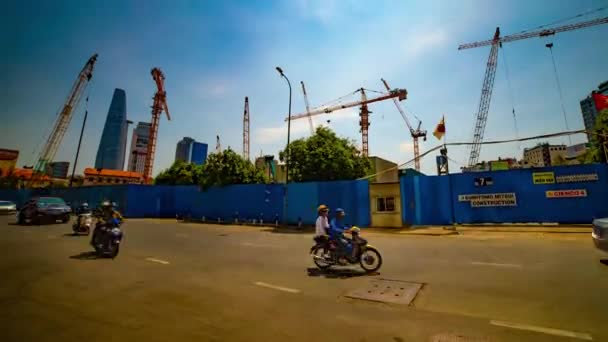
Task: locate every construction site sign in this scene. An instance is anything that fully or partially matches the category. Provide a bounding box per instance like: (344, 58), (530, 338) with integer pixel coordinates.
(459, 193), (517, 207)
(555, 173), (598, 183)
(546, 189), (587, 198)
(533, 172), (555, 184)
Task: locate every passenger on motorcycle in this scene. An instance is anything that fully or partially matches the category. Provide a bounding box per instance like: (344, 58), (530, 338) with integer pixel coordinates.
(314, 204), (330, 250)
(91, 200), (123, 246)
(329, 208), (357, 261)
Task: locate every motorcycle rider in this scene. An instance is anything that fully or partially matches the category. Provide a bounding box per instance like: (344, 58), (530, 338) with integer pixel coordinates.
(91, 200), (123, 247)
(329, 208), (357, 262)
(75, 202), (90, 226)
(314, 204), (330, 250)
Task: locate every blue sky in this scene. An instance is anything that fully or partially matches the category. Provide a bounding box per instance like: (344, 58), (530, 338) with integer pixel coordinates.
(1, 0), (607, 176)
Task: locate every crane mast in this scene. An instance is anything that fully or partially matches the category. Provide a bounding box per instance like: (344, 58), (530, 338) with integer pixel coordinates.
(143, 67), (170, 183)
(243, 97), (250, 161)
(300, 81), (314, 134)
(286, 88), (407, 157)
(34, 54), (98, 173)
(381, 78), (426, 171)
(461, 15), (608, 166)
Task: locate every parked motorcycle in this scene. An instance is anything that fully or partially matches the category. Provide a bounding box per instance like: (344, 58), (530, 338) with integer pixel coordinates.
(91, 218), (123, 258)
(310, 227), (382, 273)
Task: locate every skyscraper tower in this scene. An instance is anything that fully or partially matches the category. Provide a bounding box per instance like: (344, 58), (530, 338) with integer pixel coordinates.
(95, 88), (128, 170)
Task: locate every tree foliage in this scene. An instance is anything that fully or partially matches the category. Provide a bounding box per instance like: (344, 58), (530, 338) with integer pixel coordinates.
(154, 149), (267, 188)
(199, 148), (267, 189)
(279, 126), (371, 182)
(582, 109), (608, 164)
(155, 160), (203, 185)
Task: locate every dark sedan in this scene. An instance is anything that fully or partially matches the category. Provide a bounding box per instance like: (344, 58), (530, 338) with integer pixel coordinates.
(592, 218), (608, 253)
(0, 201), (17, 215)
(17, 197), (72, 225)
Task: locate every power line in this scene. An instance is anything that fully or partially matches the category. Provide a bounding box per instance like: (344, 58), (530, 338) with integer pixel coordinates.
(500, 45), (521, 152)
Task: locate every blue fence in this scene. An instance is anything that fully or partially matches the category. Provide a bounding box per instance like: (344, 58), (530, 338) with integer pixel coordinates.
(0, 180), (371, 227)
(400, 164), (608, 225)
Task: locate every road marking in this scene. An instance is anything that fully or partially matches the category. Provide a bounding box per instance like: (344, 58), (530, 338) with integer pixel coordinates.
(254, 282), (301, 294)
(145, 258), (170, 265)
(490, 320), (593, 340)
(176, 233), (189, 238)
(47, 235), (57, 239)
(471, 261), (522, 268)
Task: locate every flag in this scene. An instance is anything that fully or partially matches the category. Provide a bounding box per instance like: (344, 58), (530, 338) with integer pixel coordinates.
(433, 116), (445, 140)
(592, 93), (608, 112)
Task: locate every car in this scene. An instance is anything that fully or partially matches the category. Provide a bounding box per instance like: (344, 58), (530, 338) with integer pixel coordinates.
(0, 201), (17, 215)
(17, 197), (72, 225)
(592, 218), (608, 253)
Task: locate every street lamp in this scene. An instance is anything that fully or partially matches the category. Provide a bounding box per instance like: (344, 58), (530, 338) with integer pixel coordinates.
(276, 66), (292, 226)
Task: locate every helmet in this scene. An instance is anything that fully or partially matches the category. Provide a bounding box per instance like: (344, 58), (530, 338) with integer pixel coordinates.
(350, 226), (360, 233)
(335, 208), (345, 213)
(101, 200), (112, 208)
(317, 204), (329, 213)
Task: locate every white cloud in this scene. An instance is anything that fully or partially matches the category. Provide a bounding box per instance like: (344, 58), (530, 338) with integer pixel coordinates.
(194, 78), (230, 99)
(399, 141), (414, 153)
(402, 29), (447, 59)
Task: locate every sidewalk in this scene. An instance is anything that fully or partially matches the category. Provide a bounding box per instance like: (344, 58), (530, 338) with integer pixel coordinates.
(364, 224), (591, 236)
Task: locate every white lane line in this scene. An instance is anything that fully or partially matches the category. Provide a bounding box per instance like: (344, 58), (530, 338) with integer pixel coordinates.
(254, 282), (301, 294)
(145, 258), (170, 265)
(47, 235), (57, 239)
(176, 233), (189, 238)
(471, 261), (522, 268)
(241, 242), (283, 249)
(490, 320), (593, 340)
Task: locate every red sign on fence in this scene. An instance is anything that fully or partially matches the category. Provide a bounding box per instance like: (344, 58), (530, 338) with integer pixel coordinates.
(546, 189), (587, 198)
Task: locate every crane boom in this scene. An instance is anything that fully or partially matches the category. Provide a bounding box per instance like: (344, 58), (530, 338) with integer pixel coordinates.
(459, 16), (608, 50)
(460, 15), (608, 166)
(34, 54), (98, 173)
(286, 88), (407, 121)
(143, 67), (170, 183)
(381, 78), (426, 171)
(300, 81), (314, 134)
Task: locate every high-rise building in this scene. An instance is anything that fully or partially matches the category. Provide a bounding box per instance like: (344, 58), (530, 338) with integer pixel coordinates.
(127, 122), (151, 174)
(175, 137), (208, 165)
(95, 88), (128, 170)
(580, 80), (608, 142)
(46, 161), (70, 179)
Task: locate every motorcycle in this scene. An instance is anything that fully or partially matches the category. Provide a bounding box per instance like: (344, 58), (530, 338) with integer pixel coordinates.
(72, 212), (93, 235)
(91, 218), (123, 258)
(310, 226), (382, 273)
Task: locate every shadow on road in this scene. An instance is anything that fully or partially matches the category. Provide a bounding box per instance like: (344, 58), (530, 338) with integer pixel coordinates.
(306, 267), (378, 279)
(600, 259), (608, 266)
(261, 228), (312, 235)
(69, 251), (99, 260)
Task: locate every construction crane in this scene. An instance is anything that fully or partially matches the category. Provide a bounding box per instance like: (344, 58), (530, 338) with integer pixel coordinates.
(381, 78), (426, 171)
(300, 81), (314, 134)
(34, 54), (98, 174)
(286, 88), (407, 156)
(143, 68), (170, 183)
(460, 15), (608, 166)
(243, 96), (250, 160)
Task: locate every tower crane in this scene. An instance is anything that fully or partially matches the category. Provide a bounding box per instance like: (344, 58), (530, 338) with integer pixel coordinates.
(243, 96), (250, 160)
(300, 81), (314, 134)
(143, 68), (170, 183)
(34, 54), (98, 174)
(286, 88), (407, 156)
(381, 78), (426, 171)
(460, 15), (608, 166)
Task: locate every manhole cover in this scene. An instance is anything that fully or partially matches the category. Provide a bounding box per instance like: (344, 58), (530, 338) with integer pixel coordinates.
(344, 279), (423, 305)
(429, 333), (489, 342)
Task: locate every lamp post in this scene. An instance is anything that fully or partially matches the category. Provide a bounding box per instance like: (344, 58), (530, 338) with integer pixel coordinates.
(276, 66), (292, 226)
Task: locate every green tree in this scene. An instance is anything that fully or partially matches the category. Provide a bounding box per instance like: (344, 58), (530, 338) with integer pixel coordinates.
(154, 160), (203, 185)
(279, 126), (371, 182)
(583, 108), (608, 164)
(198, 148), (267, 189)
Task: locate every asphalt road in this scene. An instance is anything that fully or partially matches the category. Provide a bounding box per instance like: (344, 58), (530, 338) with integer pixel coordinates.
(1, 216), (607, 342)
